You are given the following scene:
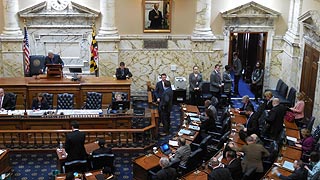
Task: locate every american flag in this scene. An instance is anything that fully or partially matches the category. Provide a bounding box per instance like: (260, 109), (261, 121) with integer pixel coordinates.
(23, 26), (30, 73)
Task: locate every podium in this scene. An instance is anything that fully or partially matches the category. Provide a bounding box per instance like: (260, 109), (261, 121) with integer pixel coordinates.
(46, 64), (63, 79)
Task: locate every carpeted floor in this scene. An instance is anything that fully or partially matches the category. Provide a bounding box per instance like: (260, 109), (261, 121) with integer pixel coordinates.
(9, 79), (257, 180)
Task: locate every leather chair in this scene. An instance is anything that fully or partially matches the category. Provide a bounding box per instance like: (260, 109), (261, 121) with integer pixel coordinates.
(178, 148), (203, 176)
(6, 92), (17, 110)
(190, 135), (212, 161)
(199, 81), (212, 105)
(84, 92), (103, 109)
(57, 93), (74, 109)
(112, 92), (128, 101)
(263, 141), (279, 171)
(91, 153), (114, 171)
(42, 93), (53, 109)
(63, 159), (88, 173)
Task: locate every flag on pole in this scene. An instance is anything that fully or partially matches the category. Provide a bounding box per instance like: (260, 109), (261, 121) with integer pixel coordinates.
(23, 26), (30, 74)
(90, 24), (98, 76)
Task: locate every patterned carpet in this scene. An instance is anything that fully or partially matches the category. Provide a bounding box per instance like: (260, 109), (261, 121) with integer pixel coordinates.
(9, 80), (257, 179)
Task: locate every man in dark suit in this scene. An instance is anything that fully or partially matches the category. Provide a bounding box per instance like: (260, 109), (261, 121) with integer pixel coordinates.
(92, 139), (112, 155)
(210, 64), (223, 102)
(153, 157), (177, 180)
(225, 150), (243, 180)
(208, 157), (233, 180)
(148, 3), (163, 29)
(65, 121), (87, 161)
(170, 137), (191, 166)
(265, 98), (287, 140)
(159, 80), (173, 135)
(154, 73), (168, 102)
(189, 65), (203, 105)
(273, 160), (307, 180)
(0, 88), (15, 111)
(115, 62), (132, 80)
(239, 106), (260, 141)
(237, 95), (255, 115)
(43, 50), (64, 73)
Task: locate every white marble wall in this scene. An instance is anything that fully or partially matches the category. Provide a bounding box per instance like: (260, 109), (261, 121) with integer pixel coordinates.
(0, 38), (24, 77)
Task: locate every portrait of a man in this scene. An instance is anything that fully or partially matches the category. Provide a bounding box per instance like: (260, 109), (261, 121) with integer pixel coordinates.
(144, 0), (171, 32)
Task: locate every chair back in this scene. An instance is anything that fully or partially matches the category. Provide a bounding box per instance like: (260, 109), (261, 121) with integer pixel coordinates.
(286, 87), (297, 107)
(200, 81), (212, 99)
(312, 124), (320, 142)
(216, 131), (231, 150)
(57, 93), (74, 109)
(278, 83), (288, 98)
(307, 117), (315, 132)
(42, 93), (53, 109)
(180, 148), (203, 175)
(199, 135), (212, 150)
(63, 159), (88, 173)
(91, 153), (115, 171)
(275, 79), (284, 91)
(6, 92), (17, 110)
(85, 92), (103, 109)
(221, 117), (231, 134)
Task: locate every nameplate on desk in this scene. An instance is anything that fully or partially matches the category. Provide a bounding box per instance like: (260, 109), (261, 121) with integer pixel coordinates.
(189, 125), (200, 131)
(169, 140), (179, 147)
(190, 117), (200, 122)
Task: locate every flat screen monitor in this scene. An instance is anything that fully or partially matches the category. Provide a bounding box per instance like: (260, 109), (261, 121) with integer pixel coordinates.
(69, 68), (82, 73)
(111, 100), (130, 111)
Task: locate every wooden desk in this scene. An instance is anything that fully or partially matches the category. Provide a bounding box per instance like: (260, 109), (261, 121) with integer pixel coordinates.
(263, 165), (292, 180)
(182, 170), (208, 180)
(286, 129), (300, 139)
(133, 154), (160, 180)
(0, 77), (131, 109)
(280, 146), (302, 160)
(0, 149), (10, 175)
(229, 131), (245, 145)
(284, 120), (299, 130)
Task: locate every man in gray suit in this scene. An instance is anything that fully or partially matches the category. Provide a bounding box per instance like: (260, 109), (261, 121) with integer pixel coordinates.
(170, 137), (191, 165)
(210, 64), (224, 102)
(233, 52), (242, 95)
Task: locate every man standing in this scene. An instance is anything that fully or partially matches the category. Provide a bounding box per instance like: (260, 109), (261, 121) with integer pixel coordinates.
(148, 3), (163, 29)
(265, 98), (287, 140)
(233, 52), (242, 95)
(65, 121), (87, 161)
(155, 73), (168, 102)
(115, 62), (132, 80)
(0, 88), (15, 111)
(43, 50), (64, 73)
(210, 64), (223, 102)
(159, 81), (173, 136)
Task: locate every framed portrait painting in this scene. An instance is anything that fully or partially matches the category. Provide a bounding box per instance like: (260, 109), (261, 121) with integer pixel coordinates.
(143, 0), (171, 33)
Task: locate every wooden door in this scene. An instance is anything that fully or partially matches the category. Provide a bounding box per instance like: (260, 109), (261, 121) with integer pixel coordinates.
(300, 44), (319, 118)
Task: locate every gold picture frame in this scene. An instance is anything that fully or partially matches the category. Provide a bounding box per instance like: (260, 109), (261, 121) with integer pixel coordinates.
(143, 0), (171, 33)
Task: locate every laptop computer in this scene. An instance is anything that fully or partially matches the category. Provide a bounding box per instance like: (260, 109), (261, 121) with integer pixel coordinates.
(160, 143), (172, 155)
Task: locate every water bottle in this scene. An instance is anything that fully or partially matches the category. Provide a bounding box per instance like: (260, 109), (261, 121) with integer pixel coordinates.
(201, 160), (206, 170)
(59, 142), (63, 150)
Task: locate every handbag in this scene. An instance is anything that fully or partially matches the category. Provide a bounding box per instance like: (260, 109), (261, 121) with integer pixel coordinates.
(284, 111), (295, 122)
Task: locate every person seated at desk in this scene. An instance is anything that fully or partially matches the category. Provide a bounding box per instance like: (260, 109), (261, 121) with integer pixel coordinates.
(200, 108), (217, 136)
(169, 137), (191, 166)
(273, 160), (308, 180)
(208, 157), (233, 180)
(92, 139), (112, 155)
(304, 152), (320, 180)
(43, 50), (64, 73)
(0, 88), (15, 111)
(31, 93), (49, 110)
(295, 128), (315, 160)
(153, 157), (177, 180)
(115, 62), (132, 80)
(114, 93), (123, 102)
(65, 120), (87, 161)
(95, 166), (117, 180)
(235, 95), (254, 115)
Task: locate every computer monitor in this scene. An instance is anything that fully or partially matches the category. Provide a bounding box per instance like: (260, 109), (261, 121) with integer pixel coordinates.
(111, 100), (130, 111)
(69, 68), (82, 73)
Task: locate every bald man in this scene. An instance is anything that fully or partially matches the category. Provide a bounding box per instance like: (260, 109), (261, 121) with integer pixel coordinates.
(43, 50), (64, 73)
(265, 98), (287, 140)
(0, 88), (15, 111)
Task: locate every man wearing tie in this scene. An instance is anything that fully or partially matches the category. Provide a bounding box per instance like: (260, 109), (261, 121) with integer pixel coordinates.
(0, 88), (15, 111)
(239, 106), (260, 141)
(43, 50), (64, 73)
(115, 62), (132, 80)
(210, 64), (224, 102)
(148, 3), (163, 29)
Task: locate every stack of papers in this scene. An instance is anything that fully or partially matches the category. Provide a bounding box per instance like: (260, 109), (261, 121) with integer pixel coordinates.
(169, 140), (179, 147)
(0, 149), (5, 155)
(286, 136), (297, 143)
(186, 112), (198, 117)
(189, 125), (200, 131)
(190, 117), (200, 122)
(282, 161), (294, 171)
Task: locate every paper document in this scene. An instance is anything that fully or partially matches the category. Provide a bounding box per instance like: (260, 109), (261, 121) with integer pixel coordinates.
(286, 136), (297, 143)
(186, 112), (198, 117)
(190, 117), (200, 122)
(282, 161), (294, 171)
(169, 140), (179, 147)
(189, 125), (200, 131)
(0, 149), (5, 155)
(218, 155), (223, 162)
(179, 129), (191, 135)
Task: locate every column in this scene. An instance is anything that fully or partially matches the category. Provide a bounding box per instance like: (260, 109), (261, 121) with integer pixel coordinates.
(1, 0), (22, 36)
(98, 0), (118, 37)
(284, 0), (302, 44)
(192, 0), (214, 38)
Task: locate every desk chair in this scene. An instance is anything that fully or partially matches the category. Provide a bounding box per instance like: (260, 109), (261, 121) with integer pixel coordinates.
(84, 92), (102, 109)
(7, 92), (17, 110)
(57, 93), (74, 109)
(199, 81), (212, 105)
(63, 159), (88, 173)
(91, 153), (115, 171)
(178, 148), (203, 176)
(43, 92), (53, 109)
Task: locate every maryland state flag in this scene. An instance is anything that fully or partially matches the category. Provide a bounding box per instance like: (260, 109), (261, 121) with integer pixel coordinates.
(90, 24), (99, 76)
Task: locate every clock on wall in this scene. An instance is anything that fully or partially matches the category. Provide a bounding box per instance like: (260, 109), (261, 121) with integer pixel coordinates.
(50, 0), (69, 11)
